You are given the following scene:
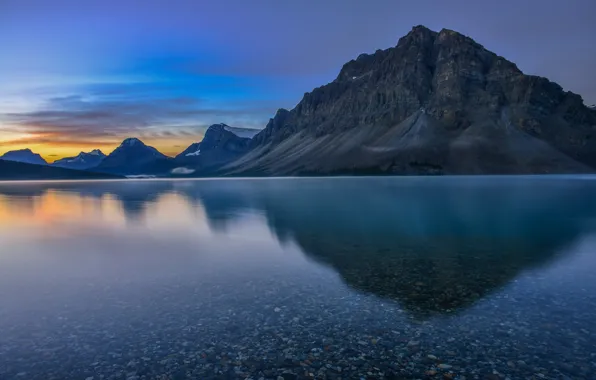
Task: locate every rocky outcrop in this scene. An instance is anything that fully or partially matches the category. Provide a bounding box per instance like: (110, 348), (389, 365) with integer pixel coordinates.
(228, 26), (596, 175)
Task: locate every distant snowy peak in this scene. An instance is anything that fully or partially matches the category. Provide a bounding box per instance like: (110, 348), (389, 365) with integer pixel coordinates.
(120, 138), (144, 147)
(0, 148), (47, 165)
(52, 149), (106, 170)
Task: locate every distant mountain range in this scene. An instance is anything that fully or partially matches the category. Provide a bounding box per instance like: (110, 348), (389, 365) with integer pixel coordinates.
(0, 159), (121, 180)
(2, 25), (596, 180)
(0, 125), (256, 179)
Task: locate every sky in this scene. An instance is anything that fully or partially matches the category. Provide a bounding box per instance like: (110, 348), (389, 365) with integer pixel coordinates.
(1, 0), (595, 162)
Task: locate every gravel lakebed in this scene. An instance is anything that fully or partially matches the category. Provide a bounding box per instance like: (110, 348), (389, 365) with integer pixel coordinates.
(1, 267), (595, 380)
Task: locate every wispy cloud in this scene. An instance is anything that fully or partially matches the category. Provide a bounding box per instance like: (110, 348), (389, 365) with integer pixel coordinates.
(0, 81), (273, 151)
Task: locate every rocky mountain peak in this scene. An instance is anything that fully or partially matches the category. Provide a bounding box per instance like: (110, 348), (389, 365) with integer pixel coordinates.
(401, 24), (437, 43)
(201, 124), (247, 149)
(94, 138), (167, 175)
(89, 149), (105, 156)
(203, 123), (231, 135)
(274, 108), (290, 118)
(230, 26), (596, 175)
(120, 138), (144, 147)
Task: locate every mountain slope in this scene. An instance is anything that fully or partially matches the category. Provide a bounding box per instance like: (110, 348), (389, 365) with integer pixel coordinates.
(52, 149), (106, 170)
(94, 138), (170, 175)
(0, 159), (121, 180)
(227, 26), (596, 175)
(1, 149), (47, 166)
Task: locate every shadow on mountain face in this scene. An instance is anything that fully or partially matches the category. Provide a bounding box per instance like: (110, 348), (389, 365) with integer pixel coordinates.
(3, 177), (596, 317)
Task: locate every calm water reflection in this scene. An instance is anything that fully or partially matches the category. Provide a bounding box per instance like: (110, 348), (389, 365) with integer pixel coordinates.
(0, 177), (595, 379)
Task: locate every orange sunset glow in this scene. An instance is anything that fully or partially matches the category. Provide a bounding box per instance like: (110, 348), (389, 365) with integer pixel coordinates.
(0, 191), (126, 229)
(0, 134), (204, 162)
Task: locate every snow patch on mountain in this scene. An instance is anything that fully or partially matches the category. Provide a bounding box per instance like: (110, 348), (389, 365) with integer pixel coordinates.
(125, 174), (156, 179)
(171, 167), (195, 175)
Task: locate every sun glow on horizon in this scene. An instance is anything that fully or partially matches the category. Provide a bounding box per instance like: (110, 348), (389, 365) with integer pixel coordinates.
(0, 135), (203, 162)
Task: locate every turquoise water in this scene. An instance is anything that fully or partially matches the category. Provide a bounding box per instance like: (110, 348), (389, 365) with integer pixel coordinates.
(0, 177), (595, 379)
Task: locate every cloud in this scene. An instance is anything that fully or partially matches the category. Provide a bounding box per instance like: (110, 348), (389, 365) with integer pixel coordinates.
(0, 81), (271, 148)
(0, 132), (118, 148)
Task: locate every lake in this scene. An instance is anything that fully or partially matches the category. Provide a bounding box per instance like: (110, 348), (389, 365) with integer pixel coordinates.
(0, 177), (595, 380)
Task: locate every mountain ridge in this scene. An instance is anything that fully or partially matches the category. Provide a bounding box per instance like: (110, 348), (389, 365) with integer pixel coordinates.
(0, 159), (121, 180)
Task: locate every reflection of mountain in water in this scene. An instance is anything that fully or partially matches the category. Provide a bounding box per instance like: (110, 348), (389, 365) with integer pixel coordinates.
(186, 178), (596, 317)
(3, 178), (596, 317)
(0, 181), (175, 222)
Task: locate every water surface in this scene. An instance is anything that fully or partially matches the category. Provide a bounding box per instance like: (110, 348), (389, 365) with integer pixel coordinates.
(0, 177), (595, 379)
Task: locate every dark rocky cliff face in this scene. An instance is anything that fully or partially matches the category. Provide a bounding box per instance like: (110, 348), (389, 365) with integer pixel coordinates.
(229, 26), (596, 175)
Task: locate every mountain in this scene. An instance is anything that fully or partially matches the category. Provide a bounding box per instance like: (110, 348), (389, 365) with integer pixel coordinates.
(226, 26), (596, 175)
(172, 124), (251, 175)
(0, 149), (47, 165)
(0, 159), (121, 180)
(52, 149), (106, 170)
(94, 138), (170, 175)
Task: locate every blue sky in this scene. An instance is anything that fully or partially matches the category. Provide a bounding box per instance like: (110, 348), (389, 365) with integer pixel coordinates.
(1, 0), (595, 160)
